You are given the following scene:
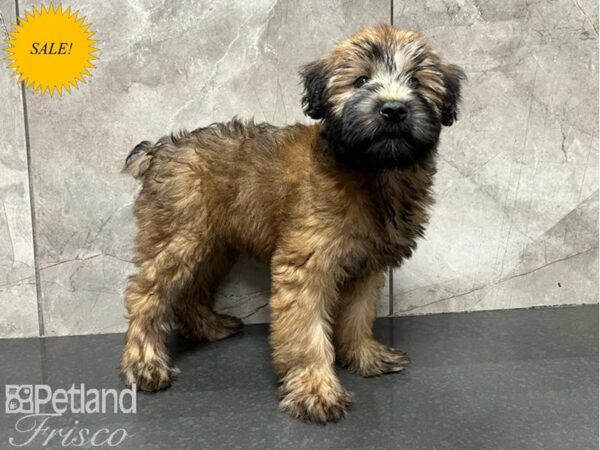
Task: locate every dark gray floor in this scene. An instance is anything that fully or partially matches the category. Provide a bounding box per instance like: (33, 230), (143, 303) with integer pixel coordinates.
(0, 306), (597, 450)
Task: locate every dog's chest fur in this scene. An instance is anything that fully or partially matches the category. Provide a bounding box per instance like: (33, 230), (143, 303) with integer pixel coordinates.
(305, 155), (436, 277)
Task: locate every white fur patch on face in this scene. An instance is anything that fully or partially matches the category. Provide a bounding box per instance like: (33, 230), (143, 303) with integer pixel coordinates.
(371, 63), (414, 103)
(376, 81), (413, 102)
(394, 47), (409, 72)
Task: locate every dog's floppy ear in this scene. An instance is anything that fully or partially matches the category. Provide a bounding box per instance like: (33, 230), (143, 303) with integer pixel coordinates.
(300, 58), (331, 120)
(440, 64), (466, 126)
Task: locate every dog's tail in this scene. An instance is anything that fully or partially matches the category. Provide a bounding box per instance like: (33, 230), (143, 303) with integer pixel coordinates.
(124, 140), (154, 179)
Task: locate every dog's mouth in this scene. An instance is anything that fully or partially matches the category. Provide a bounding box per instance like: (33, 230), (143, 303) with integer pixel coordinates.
(324, 96), (442, 171)
(334, 118), (441, 172)
(329, 131), (431, 172)
(375, 113), (441, 151)
(340, 117), (419, 149)
(378, 129), (412, 141)
(367, 126), (426, 151)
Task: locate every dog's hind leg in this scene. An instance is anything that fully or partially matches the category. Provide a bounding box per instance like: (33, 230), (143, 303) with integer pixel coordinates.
(120, 231), (212, 391)
(174, 245), (243, 342)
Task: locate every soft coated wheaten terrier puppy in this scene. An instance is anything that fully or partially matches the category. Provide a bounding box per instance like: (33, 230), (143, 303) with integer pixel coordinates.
(120, 24), (465, 423)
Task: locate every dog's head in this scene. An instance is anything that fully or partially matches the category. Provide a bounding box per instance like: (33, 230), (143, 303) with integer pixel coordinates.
(300, 25), (465, 171)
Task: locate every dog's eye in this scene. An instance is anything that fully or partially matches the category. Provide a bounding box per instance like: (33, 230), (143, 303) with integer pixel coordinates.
(408, 76), (420, 88)
(354, 76), (369, 88)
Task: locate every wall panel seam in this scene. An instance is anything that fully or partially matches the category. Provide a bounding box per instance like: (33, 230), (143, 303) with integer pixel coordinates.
(388, 0), (394, 317)
(15, 0), (45, 336)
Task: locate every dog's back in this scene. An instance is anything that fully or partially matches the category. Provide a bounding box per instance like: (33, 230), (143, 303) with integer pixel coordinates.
(124, 119), (303, 180)
(123, 120), (320, 261)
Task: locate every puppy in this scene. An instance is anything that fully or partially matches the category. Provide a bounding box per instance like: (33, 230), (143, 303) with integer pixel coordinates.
(120, 24), (465, 423)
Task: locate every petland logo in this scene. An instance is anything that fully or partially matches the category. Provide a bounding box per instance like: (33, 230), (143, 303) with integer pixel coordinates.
(4, 384), (136, 447)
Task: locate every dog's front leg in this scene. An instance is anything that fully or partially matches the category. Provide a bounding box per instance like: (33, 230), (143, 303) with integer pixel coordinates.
(269, 254), (352, 423)
(335, 271), (409, 376)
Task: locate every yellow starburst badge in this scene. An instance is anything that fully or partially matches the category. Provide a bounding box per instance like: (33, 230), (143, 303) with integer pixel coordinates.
(4, 4), (98, 95)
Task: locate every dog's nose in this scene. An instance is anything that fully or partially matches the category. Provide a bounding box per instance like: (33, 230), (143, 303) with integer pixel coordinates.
(380, 101), (408, 122)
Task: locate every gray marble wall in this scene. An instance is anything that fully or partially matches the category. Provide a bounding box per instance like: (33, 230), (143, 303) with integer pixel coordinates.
(0, 0), (38, 337)
(391, 0), (599, 315)
(0, 0), (597, 337)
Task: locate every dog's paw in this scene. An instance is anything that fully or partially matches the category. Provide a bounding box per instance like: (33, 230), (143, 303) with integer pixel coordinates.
(121, 359), (179, 391)
(180, 313), (243, 342)
(279, 368), (352, 423)
(340, 340), (409, 377)
(280, 388), (352, 424)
